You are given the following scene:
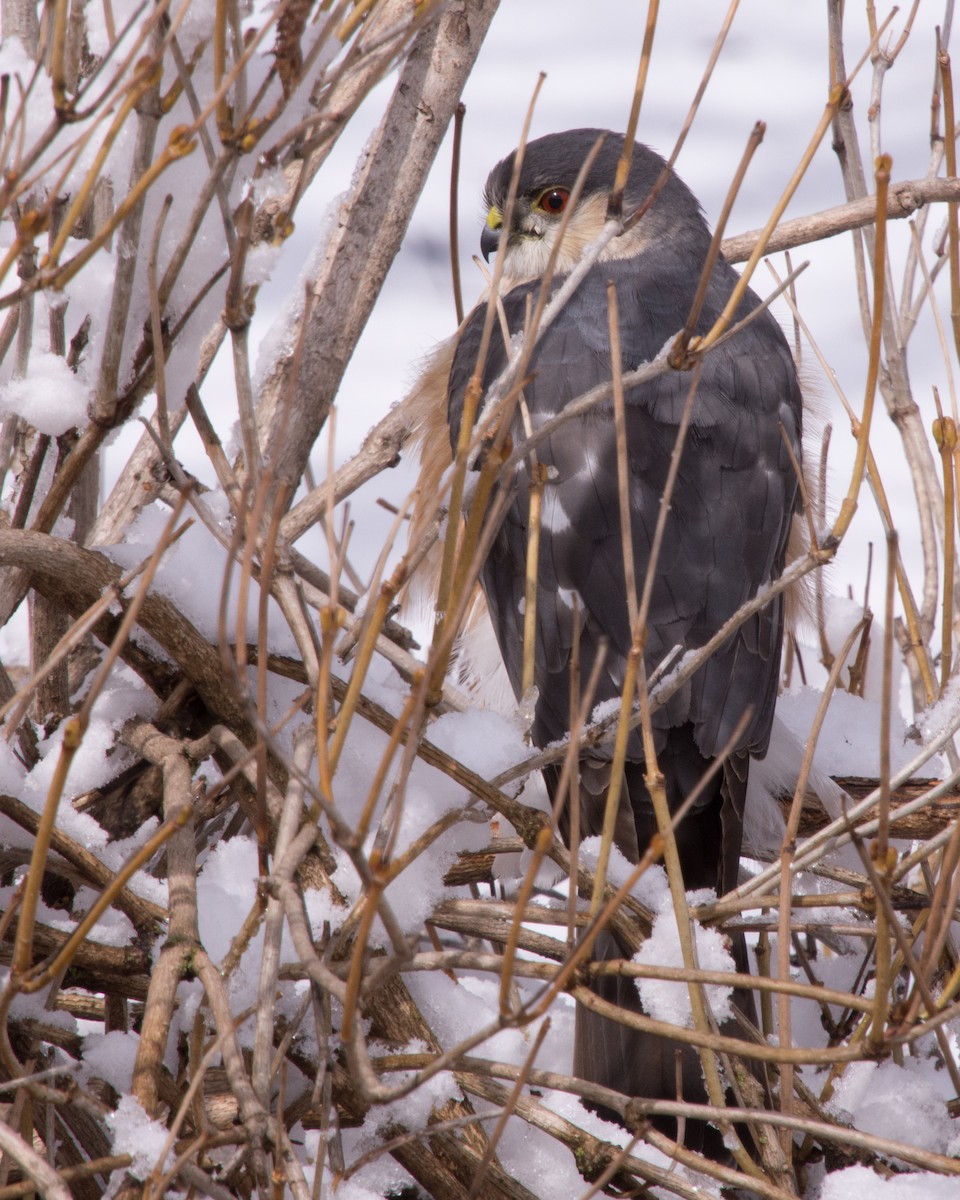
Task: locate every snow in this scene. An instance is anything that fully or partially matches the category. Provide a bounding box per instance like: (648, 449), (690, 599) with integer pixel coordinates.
(428, 705), (532, 781)
(84, 0), (144, 59)
(105, 1095), (174, 1182)
(7, 672), (166, 897)
(0, 352), (89, 435)
(361, 1051), (459, 1136)
(492, 1086), (701, 1199)
(196, 833), (260, 963)
(404, 971), (566, 1077)
(80, 1029), (141, 1093)
(775, 687), (921, 780)
(634, 887), (735, 1028)
(577, 838), (673, 914)
(829, 1058), (960, 1159)
(577, 835), (642, 892)
(306, 1129), (414, 1200)
(746, 677), (949, 858)
(7, 986), (78, 1033)
(818, 1165), (960, 1200)
(819, 593), (901, 707)
(0, 41), (54, 157)
(251, 205), (340, 395)
(106, 498), (297, 653)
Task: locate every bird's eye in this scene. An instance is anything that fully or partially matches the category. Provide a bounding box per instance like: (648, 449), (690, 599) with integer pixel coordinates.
(536, 187), (570, 215)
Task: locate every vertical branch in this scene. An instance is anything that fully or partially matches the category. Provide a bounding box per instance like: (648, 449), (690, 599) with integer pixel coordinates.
(868, 530), (899, 1053)
(775, 620), (866, 1149)
(608, 0), (659, 217)
(935, 407), (957, 690)
(608, 283), (638, 631)
(146, 194), (173, 450)
(521, 461), (546, 699)
(939, 43), (960, 362)
(226, 193), (263, 483)
(92, 35), (164, 426)
(829, 1), (942, 644)
(213, 0), (232, 141)
(48, 0), (71, 115)
(431, 77), (544, 686)
(831, 155), (892, 543)
(449, 100), (466, 326)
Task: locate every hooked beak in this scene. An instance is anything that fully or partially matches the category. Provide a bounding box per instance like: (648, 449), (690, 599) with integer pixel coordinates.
(481, 205), (502, 261)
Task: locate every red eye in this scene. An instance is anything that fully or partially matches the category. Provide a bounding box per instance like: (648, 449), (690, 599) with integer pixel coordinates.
(537, 187), (570, 215)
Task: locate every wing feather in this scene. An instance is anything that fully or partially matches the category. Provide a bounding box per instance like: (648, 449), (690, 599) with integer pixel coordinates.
(448, 248), (802, 767)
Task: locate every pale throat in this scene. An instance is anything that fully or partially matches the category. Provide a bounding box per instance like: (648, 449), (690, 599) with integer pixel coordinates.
(498, 193), (650, 288)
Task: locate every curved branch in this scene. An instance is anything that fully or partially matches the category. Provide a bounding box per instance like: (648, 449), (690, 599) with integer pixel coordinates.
(0, 529), (252, 737)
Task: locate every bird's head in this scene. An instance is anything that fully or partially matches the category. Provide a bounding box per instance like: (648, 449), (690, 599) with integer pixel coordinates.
(480, 128), (707, 285)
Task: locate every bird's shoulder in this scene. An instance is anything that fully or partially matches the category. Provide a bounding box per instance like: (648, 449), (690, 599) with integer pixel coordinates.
(448, 251), (802, 454)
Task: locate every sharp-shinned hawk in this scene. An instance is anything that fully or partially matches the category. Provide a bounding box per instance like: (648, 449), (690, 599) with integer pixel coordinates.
(410, 127), (803, 1157)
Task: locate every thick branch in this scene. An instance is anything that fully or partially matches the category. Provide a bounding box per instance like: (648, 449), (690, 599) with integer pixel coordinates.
(0, 529), (252, 736)
(256, 0), (500, 490)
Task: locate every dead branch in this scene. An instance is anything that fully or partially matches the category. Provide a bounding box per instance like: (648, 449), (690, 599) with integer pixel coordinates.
(722, 174), (960, 262)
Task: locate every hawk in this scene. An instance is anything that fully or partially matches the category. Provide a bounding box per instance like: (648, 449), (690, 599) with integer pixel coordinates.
(410, 128), (802, 1156)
